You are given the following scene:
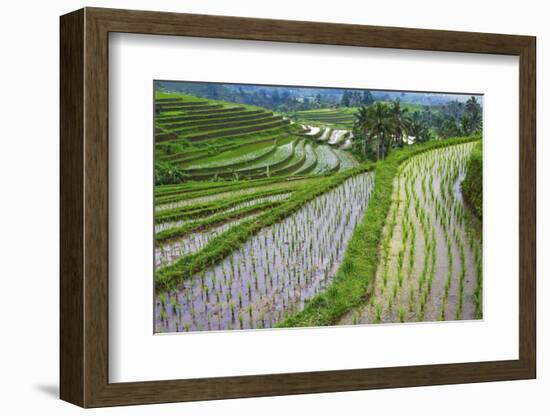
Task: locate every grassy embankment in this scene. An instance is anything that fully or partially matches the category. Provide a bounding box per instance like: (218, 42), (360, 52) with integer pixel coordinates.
(460, 140), (483, 318)
(461, 141), (482, 219)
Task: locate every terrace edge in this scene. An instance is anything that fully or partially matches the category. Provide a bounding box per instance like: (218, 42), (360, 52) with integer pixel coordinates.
(59, 7), (536, 408)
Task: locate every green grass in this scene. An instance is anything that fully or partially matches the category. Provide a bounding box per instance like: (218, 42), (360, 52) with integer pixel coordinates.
(174, 119), (291, 143)
(169, 114), (280, 135)
(296, 107), (358, 128)
(183, 140), (278, 171)
(158, 107), (248, 123)
(155, 91), (205, 102)
(162, 111), (272, 130)
(277, 135), (481, 328)
(155, 186), (296, 224)
(155, 175), (311, 204)
(461, 141), (482, 219)
(157, 127), (294, 161)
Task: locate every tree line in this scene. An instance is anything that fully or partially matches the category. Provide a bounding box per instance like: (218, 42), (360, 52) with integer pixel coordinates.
(352, 96), (482, 161)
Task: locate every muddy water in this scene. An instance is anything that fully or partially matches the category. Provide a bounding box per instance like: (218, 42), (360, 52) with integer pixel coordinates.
(340, 143), (482, 325)
(318, 128), (331, 142)
(304, 126), (321, 136)
(328, 130), (347, 145)
(155, 173), (374, 333)
(155, 214), (261, 267)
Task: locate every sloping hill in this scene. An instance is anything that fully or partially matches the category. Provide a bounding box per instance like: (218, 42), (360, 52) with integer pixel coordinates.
(154, 92), (359, 183)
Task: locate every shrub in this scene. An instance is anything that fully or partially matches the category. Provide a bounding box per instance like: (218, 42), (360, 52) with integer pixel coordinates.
(461, 141), (482, 219)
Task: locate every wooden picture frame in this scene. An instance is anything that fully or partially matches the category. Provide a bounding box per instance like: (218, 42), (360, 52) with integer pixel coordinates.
(60, 7), (536, 408)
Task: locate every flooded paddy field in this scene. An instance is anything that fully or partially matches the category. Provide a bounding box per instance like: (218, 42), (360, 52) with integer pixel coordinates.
(340, 143), (482, 325)
(155, 173), (374, 332)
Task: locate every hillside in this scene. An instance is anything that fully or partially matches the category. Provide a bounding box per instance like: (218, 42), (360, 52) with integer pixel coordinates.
(154, 91), (359, 183)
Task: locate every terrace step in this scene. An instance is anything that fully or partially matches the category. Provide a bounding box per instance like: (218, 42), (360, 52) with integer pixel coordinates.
(158, 103), (223, 112)
(157, 108), (251, 124)
(177, 119), (290, 143)
(156, 132), (178, 142)
(181, 104), (226, 113)
(156, 98), (185, 103)
(162, 111), (273, 131)
(160, 135), (281, 164)
(183, 144), (278, 173)
(312, 145), (340, 174)
(186, 140), (296, 180)
(155, 101), (210, 110)
(271, 141), (308, 176)
(172, 115), (282, 136)
(293, 144), (318, 175)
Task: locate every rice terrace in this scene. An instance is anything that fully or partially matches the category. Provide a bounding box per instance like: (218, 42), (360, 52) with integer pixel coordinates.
(153, 81), (483, 333)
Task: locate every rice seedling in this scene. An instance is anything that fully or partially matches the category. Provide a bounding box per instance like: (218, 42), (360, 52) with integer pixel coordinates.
(399, 307), (406, 323)
(375, 303), (382, 323)
(340, 141), (482, 327)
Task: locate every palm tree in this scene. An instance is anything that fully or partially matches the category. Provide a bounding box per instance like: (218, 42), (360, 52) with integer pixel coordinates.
(353, 103), (394, 161)
(389, 100), (410, 148)
(352, 106), (369, 157)
(460, 96), (482, 135)
(408, 112), (431, 143)
(368, 103), (395, 160)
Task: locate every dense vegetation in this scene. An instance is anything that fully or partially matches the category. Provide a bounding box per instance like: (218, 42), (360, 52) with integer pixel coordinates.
(351, 96), (482, 161)
(461, 141), (483, 219)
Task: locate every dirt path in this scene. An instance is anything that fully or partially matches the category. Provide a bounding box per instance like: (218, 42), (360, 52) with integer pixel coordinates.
(340, 143), (482, 325)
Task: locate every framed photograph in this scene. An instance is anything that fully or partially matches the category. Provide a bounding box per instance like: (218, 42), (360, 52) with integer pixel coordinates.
(60, 7), (536, 407)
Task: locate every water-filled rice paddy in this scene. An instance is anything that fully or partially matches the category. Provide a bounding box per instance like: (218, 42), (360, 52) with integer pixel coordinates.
(155, 173), (374, 332)
(340, 143), (482, 325)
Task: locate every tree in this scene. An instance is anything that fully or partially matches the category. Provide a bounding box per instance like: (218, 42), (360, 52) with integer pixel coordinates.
(432, 97), (482, 138)
(408, 111), (432, 143)
(439, 117), (462, 138)
(462, 96), (482, 135)
(206, 84), (219, 99)
(389, 100), (409, 148)
(352, 106), (370, 158)
(315, 93), (322, 105)
(351, 91), (362, 107)
(341, 90), (351, 107)
(272, 89), (281, 106)
(353, 103), (394, 161)
(361, 90), (374, 106)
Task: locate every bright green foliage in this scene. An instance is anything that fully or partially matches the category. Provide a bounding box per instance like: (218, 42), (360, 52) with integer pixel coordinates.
(461, 141), (482, 219)
(295, 108), (358, 128)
